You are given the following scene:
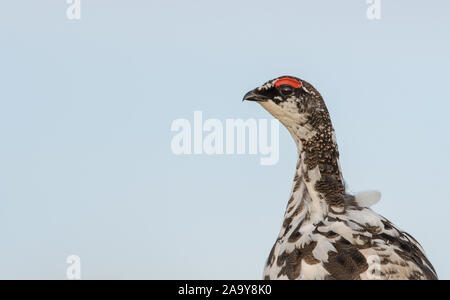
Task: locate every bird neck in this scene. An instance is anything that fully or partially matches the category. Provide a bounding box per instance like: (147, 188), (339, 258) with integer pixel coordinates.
(279, 136), (346, 239)
(260, 98), (347, 229)
(284, 122), (347, 225)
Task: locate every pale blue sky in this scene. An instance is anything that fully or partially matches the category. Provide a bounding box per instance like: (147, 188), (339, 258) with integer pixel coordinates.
(0, 1), (449, 279)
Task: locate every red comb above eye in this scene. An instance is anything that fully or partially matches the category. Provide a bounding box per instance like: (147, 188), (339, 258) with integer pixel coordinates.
(274, 77), (302, 88)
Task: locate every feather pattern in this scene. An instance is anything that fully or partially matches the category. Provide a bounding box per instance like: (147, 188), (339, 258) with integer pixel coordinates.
(263, 173), (437, 280)
(244, 76), (438, 280)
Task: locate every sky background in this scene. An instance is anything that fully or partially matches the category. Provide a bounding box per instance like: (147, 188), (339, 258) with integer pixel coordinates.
(0, 0), (449, 279)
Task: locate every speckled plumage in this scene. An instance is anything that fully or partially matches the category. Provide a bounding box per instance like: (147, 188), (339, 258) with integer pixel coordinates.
(244, 76), (437, 280)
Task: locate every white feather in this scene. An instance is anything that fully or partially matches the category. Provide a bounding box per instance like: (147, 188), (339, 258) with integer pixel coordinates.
(300, 261), (330, 280)
(355, 190), (381, 207)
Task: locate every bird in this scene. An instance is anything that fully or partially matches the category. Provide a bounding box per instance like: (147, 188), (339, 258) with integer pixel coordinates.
(243, 76), (438, 280)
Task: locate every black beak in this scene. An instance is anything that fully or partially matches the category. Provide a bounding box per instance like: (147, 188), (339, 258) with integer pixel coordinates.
(242, 89), (268, 102)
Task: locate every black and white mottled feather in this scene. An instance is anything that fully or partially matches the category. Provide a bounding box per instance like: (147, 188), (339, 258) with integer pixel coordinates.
(244, 76), (437, 280)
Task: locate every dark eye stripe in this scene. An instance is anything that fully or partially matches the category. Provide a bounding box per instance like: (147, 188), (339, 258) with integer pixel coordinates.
(279, 84), (294, 96)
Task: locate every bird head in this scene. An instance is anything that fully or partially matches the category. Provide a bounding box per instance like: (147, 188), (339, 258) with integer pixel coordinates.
(243, 76), (332, 142)
(245, 76), (345, 207)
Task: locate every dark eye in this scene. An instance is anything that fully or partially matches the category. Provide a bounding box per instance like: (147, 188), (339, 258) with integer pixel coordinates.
(279, 84), (294, 96)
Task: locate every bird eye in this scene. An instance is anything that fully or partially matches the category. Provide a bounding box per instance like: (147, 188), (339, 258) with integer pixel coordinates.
(279, 84), (294, 96)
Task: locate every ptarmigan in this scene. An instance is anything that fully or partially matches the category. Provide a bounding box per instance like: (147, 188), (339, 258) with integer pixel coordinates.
(243, 76), (437, 280)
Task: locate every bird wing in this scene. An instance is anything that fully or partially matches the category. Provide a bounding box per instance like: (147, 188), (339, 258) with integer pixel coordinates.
(332, 207), (438, 280)
(264, 206), (438, 280)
